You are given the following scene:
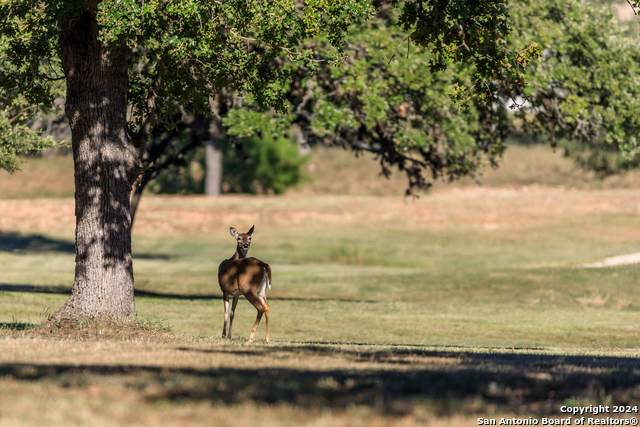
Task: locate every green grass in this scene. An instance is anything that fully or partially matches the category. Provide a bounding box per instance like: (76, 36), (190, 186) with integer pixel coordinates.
(2, 191), (640, 425)
(2, 198), (640, 347)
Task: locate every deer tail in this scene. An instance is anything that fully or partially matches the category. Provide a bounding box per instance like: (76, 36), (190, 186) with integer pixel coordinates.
(262, 263), (272, 290)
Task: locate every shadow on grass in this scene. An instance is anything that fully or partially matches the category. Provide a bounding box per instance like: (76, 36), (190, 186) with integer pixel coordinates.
(0, 284), (70, 295)
(179, 342), (640, 372)
(2, 346), (640, 415)
(0, 284), (373, 303)
(136, 290), (375, 303)
(0, 232), (171, 259)
(0, 232), (75, 253)
(133, 253), (174, 260)
(0, 322), (38, 331)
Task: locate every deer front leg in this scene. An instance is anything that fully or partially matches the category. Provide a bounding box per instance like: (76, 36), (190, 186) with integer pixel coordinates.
(222, 293), (229, 338)
(248, 310), (264, 343)
(228, 295), (239, 339)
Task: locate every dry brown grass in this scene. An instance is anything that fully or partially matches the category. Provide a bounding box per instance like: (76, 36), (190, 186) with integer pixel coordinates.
(0, 374), (480, 427)
(0, 335), (488, 426)
(298, 144), (640, 196)
(0, 155), (74, 199)
(125, 187), (640, 243)
(1, 186), (638, 237)
(3, 143), (640, 200)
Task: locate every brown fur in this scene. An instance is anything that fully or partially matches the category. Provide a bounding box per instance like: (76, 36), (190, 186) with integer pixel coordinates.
(218, 226), (271, 343)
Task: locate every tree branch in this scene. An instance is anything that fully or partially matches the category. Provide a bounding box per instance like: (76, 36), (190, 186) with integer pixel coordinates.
(139, 48), (170, 150)
(625, 0), (638, 15)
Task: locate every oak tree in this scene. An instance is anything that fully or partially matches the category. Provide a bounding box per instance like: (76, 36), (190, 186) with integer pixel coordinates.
(0, 0), (373, 323)
(0, 0), (536, 323)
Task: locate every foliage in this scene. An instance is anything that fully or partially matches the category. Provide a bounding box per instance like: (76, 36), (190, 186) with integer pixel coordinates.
(227, 11), (514, 194)
(0, 0), (543, 191)
(0, 44), (62, 173)
(390, 0), (541, 104)
(0, 114), (57, 173)
(223, 134), (308, 194)
(0, 0), (541, 144)
(507, 0), (640, 177)
(147, 134), (207, 195)
(147, 130), (308, 196)
(227, 1), (640, 191)
(0, 0), (374, 140)
(221, 105), (307, 194)
(224, 107), (295, 141)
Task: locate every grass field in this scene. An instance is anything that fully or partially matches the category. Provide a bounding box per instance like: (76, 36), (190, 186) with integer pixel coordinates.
(1, 145), (640, 425)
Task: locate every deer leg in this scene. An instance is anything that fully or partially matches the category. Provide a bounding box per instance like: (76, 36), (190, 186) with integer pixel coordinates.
(258, 294), (270, 344)
(248, 311), (264, 343)
(247, 293), (268, 343)
(264, 303), (270, 344)
(228, 295), (239, 339)
(222, 293), (229, 338)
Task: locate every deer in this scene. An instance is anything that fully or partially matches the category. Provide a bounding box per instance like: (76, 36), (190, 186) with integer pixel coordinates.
(218, 225), (272, 343)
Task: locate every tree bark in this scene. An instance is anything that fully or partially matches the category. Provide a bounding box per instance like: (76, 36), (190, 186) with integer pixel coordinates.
(47, 10), (138, 324)
(205, 120), (223, 196)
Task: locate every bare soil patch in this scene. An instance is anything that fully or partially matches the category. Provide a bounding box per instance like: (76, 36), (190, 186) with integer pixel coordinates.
(1, 187), (638, 236)
(579, 252), (640, 268)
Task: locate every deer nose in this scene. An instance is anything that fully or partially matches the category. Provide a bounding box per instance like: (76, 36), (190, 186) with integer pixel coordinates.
(243, 244), (249, 249)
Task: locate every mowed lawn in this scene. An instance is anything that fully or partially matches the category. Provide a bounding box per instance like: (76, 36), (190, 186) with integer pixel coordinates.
(2, 152), (640, 425)
(2, 189), (640, 347)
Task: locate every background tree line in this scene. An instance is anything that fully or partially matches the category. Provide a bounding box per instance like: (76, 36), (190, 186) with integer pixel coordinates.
(131, 0), (640, 212)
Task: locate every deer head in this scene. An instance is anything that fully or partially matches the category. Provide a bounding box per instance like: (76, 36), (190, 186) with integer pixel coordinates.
(230, 225), (254, 258)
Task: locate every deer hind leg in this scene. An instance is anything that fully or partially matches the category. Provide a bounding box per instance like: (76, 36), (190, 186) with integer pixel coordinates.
(246, 293), (268, 343)
(222, 293), (229, 338)
(254, 294), (270, 343)
(259, 268), (270, 343)
(263, 300), (270, 344)
(228, 295), (239, 339)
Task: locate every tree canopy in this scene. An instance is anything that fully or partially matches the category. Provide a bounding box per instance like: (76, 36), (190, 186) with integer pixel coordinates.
(0, 0), (543, 322)
(224, 5), (534, 194)
(0, 0), (375, 140)
(0, 47), (60, 172)
(0, 0), (538, 151)
(226, 0), (640, 192)
(507, 0), (640, 177)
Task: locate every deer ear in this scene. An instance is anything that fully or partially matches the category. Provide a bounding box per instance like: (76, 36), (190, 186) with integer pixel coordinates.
(230, 227), (239, 238)
(247, 225), (255, 235)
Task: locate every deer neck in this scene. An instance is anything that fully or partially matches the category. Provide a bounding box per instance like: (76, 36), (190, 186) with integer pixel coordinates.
(232, 246), (248, 260)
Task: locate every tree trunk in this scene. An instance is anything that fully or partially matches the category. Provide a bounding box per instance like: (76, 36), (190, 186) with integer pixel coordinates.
(205, 124), (223, 196)
(47, 10), (138, 324)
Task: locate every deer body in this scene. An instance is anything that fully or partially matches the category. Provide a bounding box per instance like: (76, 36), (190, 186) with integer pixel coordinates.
(218, 226), (272, 343)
